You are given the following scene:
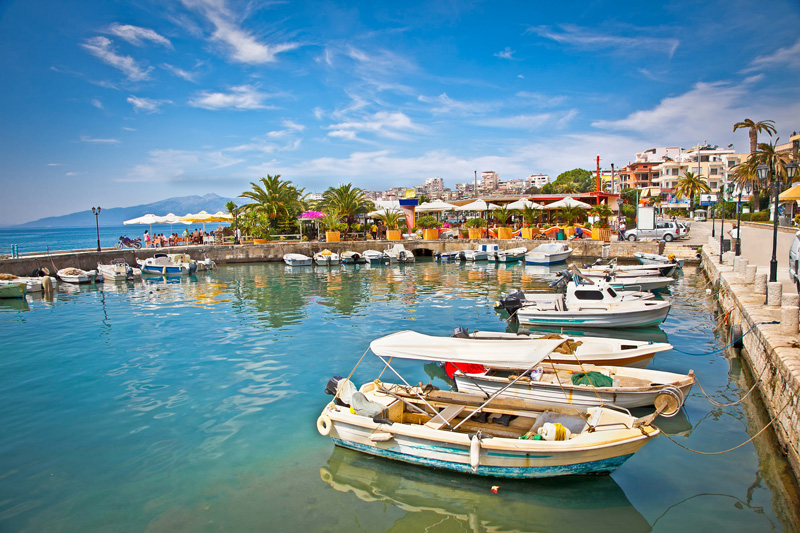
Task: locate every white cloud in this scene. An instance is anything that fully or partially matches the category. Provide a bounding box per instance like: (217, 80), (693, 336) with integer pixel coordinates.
(180, 0), (298, 64)
(47, 163), (63, 166)
(80, 36), (153, 81)
(79, 134), (120, 144)
(161, 63), (197, 82)
(127, 95), (172, 113)
(107, 23), (172, 48)
(188, 85), (274, 110)
(528, 24), (680, 59)
(743, 37), (800, 73)
(494, 47), (515, 59)
(516, 91), (567, 108)
(91, 99), (104, 109)
(476, 113), (552, 130)
(226, 121), (305, 153)
(122, 148), (244, 182)
(418, 93), (500, 116)
(327, 111), (421, 140)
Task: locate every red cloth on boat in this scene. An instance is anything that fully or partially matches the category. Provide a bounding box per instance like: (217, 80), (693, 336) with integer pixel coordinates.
(444, 362), (487, 379)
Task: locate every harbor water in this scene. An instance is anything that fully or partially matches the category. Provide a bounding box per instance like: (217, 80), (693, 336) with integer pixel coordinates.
(1, 260), (799, 531)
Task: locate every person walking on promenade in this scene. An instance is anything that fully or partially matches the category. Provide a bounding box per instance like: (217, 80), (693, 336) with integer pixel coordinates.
(618, 221), (626, 241)
(144, 230), (151, 248)
(728, 223), (740, 254)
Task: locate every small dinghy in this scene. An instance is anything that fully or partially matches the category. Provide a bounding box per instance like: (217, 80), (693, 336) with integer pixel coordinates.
(314, 249), (341, 266)
(363, 250), (389, 265)
(634, 252), (684, 269)
(462, 244), (497, 262)
(385, 244), (415, 263)
(283, 253), (313, 267)
(341, 251), (365, 264)
(57, 267), (99, 284)
(525, 243), (572, 265)
(97, 259), (142, 281)
(138, 253), (197, 275)
(495, 247), (527, 263)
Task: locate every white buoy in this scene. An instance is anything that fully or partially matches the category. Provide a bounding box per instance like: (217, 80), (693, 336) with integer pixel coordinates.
(470, 434), (481, 472)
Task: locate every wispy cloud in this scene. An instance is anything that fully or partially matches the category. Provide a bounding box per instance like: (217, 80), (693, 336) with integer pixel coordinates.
(226, 120), (305, 153)
(47, 163), (63, 166)
(516, 91), (567, 108)
(123, 148), (244, 182)
(475, 113), (553, 130)
(527, 24), (679, 59)
(161, 63), (197, 82)
(742, 37), (800, 73)
(127, 95), (172, 113)
(494, 47), (515, 59)
(188, 84), (274, 110)
(91, 98), (104, 110)
(180, 0), (298, 64)
(418, 93), (500, 116)
(107, 23), (172, 48)
(327, 111), (421, 141)
(80, 36), (152, 81)
(79, 135), (120, 144)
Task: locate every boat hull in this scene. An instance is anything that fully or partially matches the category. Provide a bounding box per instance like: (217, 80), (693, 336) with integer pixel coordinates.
(0, 282), (27, 298)
(516, 301), (671, 329)
(525, 251), (572, 265)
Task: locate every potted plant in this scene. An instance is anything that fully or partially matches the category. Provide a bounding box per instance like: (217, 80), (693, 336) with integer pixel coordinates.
(321, 210), (343, 242)
(520, 204), (543, 239)
(558, 205), (583, 238)
(492, 206), (517, 239)
(465, 217), (486, 239)
(416, 215), (440, 240)
(379, 209), (405, 240)
(589, 204), (613, 241)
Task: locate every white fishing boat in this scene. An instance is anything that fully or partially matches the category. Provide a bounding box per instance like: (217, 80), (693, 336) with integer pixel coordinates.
(579, 271), (676, 292)
(0, 280), (27, 298)
(138, 253), (198, 275)
(317, 332), (661, 478)
(495, 247), (527, 263)
(314, 250), (341, 266)
(461, 244), (497, 261)
(196, 258), (216, 271)
(283, 253), (313, 267)
(385, 244), (415, 263)
(97, 260), (142, 281)
(496, 272), (670, 329)
(450, 360), (693, 412)
(57, 267), (99, 284)
(525, 243), (572, 265)
(341, 251), (365, 264)
(634, 252), (684, 269)
(435, 250), (468, 261)
(584, 258), (678, 277)
(363, 249), (389, 265)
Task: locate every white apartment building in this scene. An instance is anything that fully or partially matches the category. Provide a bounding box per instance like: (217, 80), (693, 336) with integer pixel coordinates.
(480, 171), (500, 193)
(423, 177), (445, 196)
(653, 144), (745, 194)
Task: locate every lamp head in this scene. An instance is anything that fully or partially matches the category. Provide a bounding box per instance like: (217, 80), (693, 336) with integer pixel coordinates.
(787, 161), (798, 181)
(757, 163), (769, 183)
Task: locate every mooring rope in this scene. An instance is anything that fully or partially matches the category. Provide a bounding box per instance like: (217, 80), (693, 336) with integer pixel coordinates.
(672, 321), (779, 356)
(654, 384), (799, 455)
(693, 358), (772, 407)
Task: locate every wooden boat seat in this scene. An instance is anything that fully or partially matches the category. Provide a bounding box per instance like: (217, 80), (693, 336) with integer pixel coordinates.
(425, 404), (465, 430)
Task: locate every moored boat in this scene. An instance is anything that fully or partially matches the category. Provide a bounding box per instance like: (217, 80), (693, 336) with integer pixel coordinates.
(363, 250), (389, 265)
(525, 243), (572, 265)
(341, 251), (365, 264)
(314, 249), (341, 266)
(634, 252), (684, 269)
(495, 247), (527, 263)
(385, 244), (415, 263)
(57, 267), (99, 284)
(138, 253), (198, 275)
(283, 253), (313, 267)
(462, 244), (497, 262)
(0, 281), (27, 298)
(97, 260), (142, 281)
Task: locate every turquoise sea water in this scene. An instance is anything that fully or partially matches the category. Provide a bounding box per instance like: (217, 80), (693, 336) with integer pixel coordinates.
(1, 261), (798, 531)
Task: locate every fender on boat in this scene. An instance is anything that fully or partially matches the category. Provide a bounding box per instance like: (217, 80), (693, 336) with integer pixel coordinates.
(317, 413), (332, 436)
(470, 434), (481, 472)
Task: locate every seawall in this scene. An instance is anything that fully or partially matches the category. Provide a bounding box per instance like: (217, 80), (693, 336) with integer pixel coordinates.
(0, 239), (664, 277)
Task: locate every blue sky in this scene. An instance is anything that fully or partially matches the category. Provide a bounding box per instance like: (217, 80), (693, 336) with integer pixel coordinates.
(1, 0), (799, 225)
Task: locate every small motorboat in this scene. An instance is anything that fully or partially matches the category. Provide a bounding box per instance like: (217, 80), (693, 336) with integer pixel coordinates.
(385, 244), (415, 263)
(314, 249), (341, 266)
(363, 250), (389, 265)
(283, 253), (313, 267)
(318, 331), (662, 478)
(0, 280), (27, 298)
(495, 247), (527, 263)
(461, 244), (497, 262)
(579, 271), (676, 292)
(97, 260), (142, 281)
(525, 243), (572, 265)
(138, 253), (198, 275)
(57, 267), (99, 284)
(341, 251), (365, 264)
(435, 250), (468, 261)
(634, 252), (684, 269)
(583, 258), (677, 277)
(495, 271), (670, 329)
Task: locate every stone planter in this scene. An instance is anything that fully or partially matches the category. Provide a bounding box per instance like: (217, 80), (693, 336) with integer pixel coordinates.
(422, 229), (439, 240)
(497, 227), (513, 239)
(253, 238), (269, 244)
(386, 230), (402, 241)
(563, 227), (575, 238)
(468, 228), (483, 239)
(325, 231), (340, 242)
(520, 227), (539, 239)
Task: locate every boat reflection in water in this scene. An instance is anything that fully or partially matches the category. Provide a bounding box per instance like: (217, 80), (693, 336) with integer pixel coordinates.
(320, 446), (652, 532)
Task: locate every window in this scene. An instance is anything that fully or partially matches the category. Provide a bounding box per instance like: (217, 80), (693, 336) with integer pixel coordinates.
(574, 290), (603, 301)
(710, 168), (718, 175)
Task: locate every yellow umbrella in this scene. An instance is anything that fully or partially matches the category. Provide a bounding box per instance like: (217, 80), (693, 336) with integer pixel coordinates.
(180, 211), (230, 233)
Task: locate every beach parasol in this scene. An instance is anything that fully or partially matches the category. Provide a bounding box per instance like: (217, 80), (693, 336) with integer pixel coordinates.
(545, 196), (592, 210)
(180, 210), (224, 233)
(415, 199), (459, 213)
(123, 213), (164, 236)
(456, 199), (501, 212)
(506, 198), (543, 210)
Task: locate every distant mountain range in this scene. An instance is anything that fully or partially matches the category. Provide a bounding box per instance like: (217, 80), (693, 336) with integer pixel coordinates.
(14, 193), (237, 228)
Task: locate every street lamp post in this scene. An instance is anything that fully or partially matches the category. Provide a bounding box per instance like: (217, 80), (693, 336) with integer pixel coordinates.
(92, 206), (101, 252)
(719, 184), (726, 264)
(758, 160), (798, 283)
(735, 183), (752, 256)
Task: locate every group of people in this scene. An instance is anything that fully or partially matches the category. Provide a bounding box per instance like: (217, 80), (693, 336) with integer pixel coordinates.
(143, 229), (217, 247)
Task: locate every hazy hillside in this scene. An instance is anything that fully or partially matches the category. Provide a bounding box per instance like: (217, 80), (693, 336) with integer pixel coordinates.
(15, 194), (237, 228)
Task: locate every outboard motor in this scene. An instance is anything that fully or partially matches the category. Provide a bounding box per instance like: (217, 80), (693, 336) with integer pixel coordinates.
(451, 327), (470, 338)
(549, 270), (571, 288)
(324, 375), (344, 396)
(494, 289), (526, 313)
(188, 262), (198, 275)
(126, 267), (134, 280)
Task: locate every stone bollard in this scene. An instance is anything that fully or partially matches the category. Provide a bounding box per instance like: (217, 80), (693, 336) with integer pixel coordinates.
(767, 281), (783, 306)
(755, 273), (768, 294)
(738, 258), (749, 276)
(782, 294), (799, 308)
(781, 306), (799, 334)
(733, 257), (742, 272)
(723, 251), (735, 265)
(745, 265), (757, 284)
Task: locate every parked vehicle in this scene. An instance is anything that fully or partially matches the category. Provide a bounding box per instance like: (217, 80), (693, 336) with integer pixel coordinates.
(693, 210), (707, 222)
(115, 235), (142, 249)
(624, 221), (684, 242)
(789, 231), (800, 292)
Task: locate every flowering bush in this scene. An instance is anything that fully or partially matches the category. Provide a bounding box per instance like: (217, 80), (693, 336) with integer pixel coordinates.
(299, 211), (325, 220)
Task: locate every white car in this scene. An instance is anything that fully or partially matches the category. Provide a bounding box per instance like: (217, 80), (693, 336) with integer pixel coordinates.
(624, 221), (684, 242)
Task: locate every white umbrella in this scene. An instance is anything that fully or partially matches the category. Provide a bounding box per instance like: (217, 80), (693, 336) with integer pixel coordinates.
(123, 213), (164, 236)
(545, 196), (592, 209)
(416, 199), (459, 213)
(506, 198), (544, 210)
(456, 199), (501, 212)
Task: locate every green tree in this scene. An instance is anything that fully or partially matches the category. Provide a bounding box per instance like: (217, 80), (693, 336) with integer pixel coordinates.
(589, 203), (613, 228)
(225, 201), (240, 231)
(239, 175), (307, 235)
(521, 204), (543, 226)
(558, 205), (584, 226)
(321, 183), (370, 236)
(492, 205), (517, 227)
(733, 119), (776, 211)
(551, 169), (595, 193)
(674, 171), (710, 211)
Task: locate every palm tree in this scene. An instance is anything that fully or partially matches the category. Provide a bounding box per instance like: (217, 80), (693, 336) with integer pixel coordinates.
(239, 175), (307, 234)
(225, 201), (239, 231)
(521, 204), (543, 226)
(558, 205), (583, 226)
(492, 205), (517, 227)
(674, 171), (710, 212)
(321, 183), (370, 236)
(377, 209), (404, 230)
(589, 203), (613, 228)
(733, 118), (776, 154)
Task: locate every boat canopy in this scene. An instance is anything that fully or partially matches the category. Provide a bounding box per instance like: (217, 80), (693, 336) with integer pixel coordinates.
(369, 331), (567, 367)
